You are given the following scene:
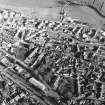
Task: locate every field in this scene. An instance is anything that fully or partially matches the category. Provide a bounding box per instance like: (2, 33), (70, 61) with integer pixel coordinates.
(0, 0), (104, 30)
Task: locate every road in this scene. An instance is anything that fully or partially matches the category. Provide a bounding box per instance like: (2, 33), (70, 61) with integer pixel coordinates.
(0, 48), (60, 97)
(1, 67), (62, 105)
(0, 67), (48, 105)
(0, 48), (62, 105)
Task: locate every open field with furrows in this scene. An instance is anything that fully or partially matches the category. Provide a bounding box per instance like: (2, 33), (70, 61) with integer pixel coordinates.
(0, 0), (105, 30)
(64, 5), (105, 30)
(66, 0), (105, 17)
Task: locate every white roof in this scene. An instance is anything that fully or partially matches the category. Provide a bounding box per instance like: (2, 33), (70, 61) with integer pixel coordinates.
(102, 32), (105, 36)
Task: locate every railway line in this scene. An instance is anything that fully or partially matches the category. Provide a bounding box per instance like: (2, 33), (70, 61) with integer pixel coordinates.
(0, 47), (62, 105)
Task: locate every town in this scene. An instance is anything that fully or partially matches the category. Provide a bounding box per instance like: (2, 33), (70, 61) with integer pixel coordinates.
(0, 7), (105, 105)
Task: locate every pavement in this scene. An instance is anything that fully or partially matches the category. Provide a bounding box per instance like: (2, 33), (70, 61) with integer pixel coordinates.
(1, 67), (61, 105)
(0, 67), (47, 105)
(0, 48), (61, 105)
